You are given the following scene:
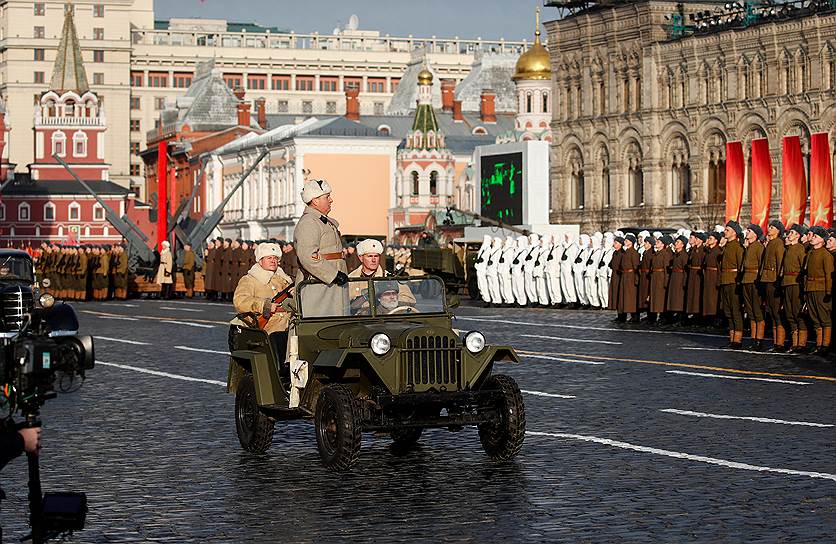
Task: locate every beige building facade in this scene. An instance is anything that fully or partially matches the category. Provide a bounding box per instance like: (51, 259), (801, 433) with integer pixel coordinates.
(0, 0), (530, 191)
(545, 1), (836, 232)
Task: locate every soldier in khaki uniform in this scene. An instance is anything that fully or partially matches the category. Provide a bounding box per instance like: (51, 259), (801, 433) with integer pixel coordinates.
(803, 226), (833, 355)
(347, 238), (416, 314)
(293, 179), (349, 317)
(182, 243), (196, 298)
(113, 245), (129, 299)
(93, 246), (110, 300)
(782, 224), (807, 353)
(685, 232), (706, 322)
(701, 232), (723, 325)
(741, 224), (765, 350)
(75, 246), (88, 301)
(720, 221), (745, 349)
(761, 220), (786, 351)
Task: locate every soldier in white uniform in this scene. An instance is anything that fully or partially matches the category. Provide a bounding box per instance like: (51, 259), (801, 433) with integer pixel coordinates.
(485, 237), (503, 305)
(474, 235), (492, 304)
(511, 236), (529, 306)
(573, 234), (591, 307)
(499, 237), (516, 305)
(585, 232), (604, 308)
(598, 232), (615, 308)
(561, 233), (579, 307)
(533, 235), (551, 305)
(544, 234), (563, 306)
(523, 233), (540, 303)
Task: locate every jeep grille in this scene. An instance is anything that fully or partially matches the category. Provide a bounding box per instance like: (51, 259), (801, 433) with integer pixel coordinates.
(1, 286), (33, 332)
(402, 335), (462, 392)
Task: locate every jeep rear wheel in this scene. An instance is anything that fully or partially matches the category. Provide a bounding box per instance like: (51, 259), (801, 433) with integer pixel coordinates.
(235, 373), (275, 454)
(478, 374), (526, 461)
(315, 384), (362, 472)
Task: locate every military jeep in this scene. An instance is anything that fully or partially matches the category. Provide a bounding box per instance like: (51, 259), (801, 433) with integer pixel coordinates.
(226, 275), (524, 472)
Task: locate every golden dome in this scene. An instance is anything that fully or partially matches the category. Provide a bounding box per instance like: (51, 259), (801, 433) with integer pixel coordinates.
(417, 67), (433, 85)
(513, 10), (551, 81)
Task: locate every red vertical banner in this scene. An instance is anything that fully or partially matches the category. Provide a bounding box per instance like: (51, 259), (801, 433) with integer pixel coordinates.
(750, 138), (772, 232)
(810, 132), (833, 227)
(781, 135), (806, 227)
(156, 141), (168, 248)
(725, 141), (744, 222)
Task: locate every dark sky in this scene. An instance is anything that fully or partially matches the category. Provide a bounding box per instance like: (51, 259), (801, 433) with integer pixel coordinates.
(154, 0), (551, 42)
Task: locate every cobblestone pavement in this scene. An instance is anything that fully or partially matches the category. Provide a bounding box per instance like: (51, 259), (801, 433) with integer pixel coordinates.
(2, 298), (836, 542)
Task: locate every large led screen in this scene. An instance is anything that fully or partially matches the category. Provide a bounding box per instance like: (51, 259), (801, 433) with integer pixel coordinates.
(480, 152), (523, 224)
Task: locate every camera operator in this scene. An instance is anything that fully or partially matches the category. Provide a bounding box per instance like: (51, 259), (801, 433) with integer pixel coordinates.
(0, 427), (41, 468)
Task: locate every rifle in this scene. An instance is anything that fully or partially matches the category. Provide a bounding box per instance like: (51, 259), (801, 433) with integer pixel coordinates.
(256, 284), (294, 329)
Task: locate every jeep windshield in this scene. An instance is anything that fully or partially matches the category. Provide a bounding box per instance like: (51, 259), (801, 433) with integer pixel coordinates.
(0, 255), (34, 283)
(298, 276), (447, 318)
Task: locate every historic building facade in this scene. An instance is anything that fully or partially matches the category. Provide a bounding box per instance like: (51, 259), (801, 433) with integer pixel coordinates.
(545, 1), (836, 232)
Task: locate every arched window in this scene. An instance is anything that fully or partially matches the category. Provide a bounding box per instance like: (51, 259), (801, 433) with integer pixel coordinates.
(429, 171), (438, 195)
(43, 202), (56, 221)
(68, 201), (81, 221)
(93, 202), (105, 221)
(574, 170), (585, 209)
(526, 93), (532, 113)
(411, 171), (419, 195)
(0, 203), (5, 221)
(542, 93), (549, 113)
(73, 131), (88, 157)
(52, 131), (66, 157)
(18, 202), (30, 221)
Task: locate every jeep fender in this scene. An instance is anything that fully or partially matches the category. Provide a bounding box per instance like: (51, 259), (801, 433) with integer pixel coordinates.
(468, 346), (520, 389)
(228, 350), (287, 407)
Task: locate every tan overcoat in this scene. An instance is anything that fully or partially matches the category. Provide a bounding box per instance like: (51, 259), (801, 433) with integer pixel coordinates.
(233, 264), (293, 334)
(294, 206), (349, 317)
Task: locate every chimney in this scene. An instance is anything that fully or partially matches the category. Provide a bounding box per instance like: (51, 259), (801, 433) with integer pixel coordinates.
(344, 86), (360, 121)
(237, 102), (251, 127)
(480, 89), (496, 123)
(440, 79), (456, 112)
(452, 99), (463, 122)
(254, 97), (267, 129)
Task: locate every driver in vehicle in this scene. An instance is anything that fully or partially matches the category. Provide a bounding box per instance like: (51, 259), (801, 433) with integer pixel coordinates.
(375, 281), (418, 314)
(348, 239), (416, 315)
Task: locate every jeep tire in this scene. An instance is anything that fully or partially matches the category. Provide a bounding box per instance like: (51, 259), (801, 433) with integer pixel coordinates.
(478, 374), (526, 461)
(315, 384), (362, 472)
(235, 373), (275, 453)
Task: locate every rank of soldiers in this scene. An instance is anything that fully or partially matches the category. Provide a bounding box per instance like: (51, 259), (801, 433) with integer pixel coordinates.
(35, 243), (129, 301)
(474, 220), (836, 355)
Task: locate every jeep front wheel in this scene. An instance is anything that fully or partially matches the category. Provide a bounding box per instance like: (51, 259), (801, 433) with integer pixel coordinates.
(235, 373), (275, 454)
(315, 384), (362, 472)
(478, 374), (526, 461)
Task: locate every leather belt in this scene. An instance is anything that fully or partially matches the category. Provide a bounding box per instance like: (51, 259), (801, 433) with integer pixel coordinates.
(652, 268), (666, 272)
(783, 272), (799, 276)
(723, 268), (738, 272)
(622, 268), (635, 273)
(744, 267), (759, 272)
(321, 252), (344, 261)
(689, 266), (702, 270)
(705, 267), (718, 271)
(672, 268), (685, 273)
(640, 269), (650, 273)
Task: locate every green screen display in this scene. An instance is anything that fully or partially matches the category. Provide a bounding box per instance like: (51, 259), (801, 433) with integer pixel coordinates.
(480, 152), (523, 224)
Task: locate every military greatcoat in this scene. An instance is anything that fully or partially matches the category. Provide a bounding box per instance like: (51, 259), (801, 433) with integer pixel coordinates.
(701, 245), (722, 317)
(685, 245), (705, 315)
(617, 247), (640, 314)
(666, 249), (689, 312)
(294, 205), (349, 317)
(607, 248), (623, 311)
(649, 247), (673, 314)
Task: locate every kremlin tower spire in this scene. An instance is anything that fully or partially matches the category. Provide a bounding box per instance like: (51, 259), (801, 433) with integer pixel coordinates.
(50, 2), (89, 94)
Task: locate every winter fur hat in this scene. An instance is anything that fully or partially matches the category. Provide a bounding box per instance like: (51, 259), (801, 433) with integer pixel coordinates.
(356, 238), (384, 256)
(301, 179), (332, 204)
(255, 243), (282, 261)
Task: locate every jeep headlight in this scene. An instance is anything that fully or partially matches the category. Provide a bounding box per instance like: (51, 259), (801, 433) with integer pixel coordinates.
(39, 293), (55, 309)
(464, 331), (485, 353)
(370, 333), (391, 356)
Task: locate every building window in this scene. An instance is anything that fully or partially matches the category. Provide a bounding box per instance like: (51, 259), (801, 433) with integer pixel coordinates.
(18, 203), (30, 221)
(130, 119), (140, 132)
(93, 204), (105, 221)
(34, 48), (45, 61)
(320, 79), (338, 92)
(302, 101), (312, 114)
(52, 131), (66, 157)
(154, 97), (166, 110)
(93, 50), (104, 63)
(374, 102), (384, 115)
(34, 71), (44, 84)
(131, 72), (143, 87)
(526, 93), (532, 113)
(223, 75), (242, 89)
(344, 78), (361, 91)
(34, 26), (45, 38)
(130, 142), (140, 155)
(429, 172), (439, 195)
(367, 80), (385, 93)
(93, 4), (105, 17)
(43, 202), (55, 221)
(93, 27), (104, 40)
(271, 76), (289, 90)
(543, 93), (549, 113)
(73, 131), (87, 156)
(130, 163), (141, 176)
(602, 166), (611, 208)
(68, 202), (80, 221)
(411, 172), (419, 195)
(173, 73), (192, 88)
(93, 73), (104, 85)
(277, 100), (288, 113)
(148, 73), (167, 87)
(130, 96), (140, 110)
(296, 78), (314, 91)
(34, 3), (45, 16)
(247, 75), (266, 90)
(0, 204), (4, 221)
(325, 101), (336, 114)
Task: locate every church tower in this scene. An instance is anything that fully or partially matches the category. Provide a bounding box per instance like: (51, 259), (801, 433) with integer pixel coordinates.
(29, 4), (108, 181)
(511, 8), (553, 142)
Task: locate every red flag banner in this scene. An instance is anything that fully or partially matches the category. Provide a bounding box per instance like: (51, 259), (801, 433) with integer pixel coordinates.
(156, 140), (168, 248)
(810, 133), (833, 228)
(725, 141), (744, 222)
(781, 135), (806, 227)
(750, 138), (772, 232)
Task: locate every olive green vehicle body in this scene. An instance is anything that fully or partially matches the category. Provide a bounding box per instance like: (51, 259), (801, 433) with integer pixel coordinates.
(408, 242), (481, 297)
(226, 276), (519, 429)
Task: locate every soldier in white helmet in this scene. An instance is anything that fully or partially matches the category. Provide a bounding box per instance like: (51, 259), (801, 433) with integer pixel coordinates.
(533, 235), (551, 306)
(544, 233), (563, 306)
(598, 232), (615, 309)
(499, 237), (516, 305)
(585, 232), (604, 308)
(573, 234), (591, 307)
(523, 233), (540, 303)
(511, 236), (529, 306)
(485, 237), (504, 305)
(560, 233), (579, 307)
(474, 235), (493, 304)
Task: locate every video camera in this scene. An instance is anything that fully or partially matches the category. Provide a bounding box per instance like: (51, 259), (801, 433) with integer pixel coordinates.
(0, 250), (94, 543)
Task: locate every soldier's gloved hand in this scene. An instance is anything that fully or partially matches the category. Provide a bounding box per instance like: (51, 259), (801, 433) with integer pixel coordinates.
(598, 261), (605, 268)
(525, 255), (532, 261)
(513, 259), (519, 265)
(587, 259), (593, 265)
(333, 271), (349, 286)
(574, 257), (582, 264)
(547, 255), (553, 261)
